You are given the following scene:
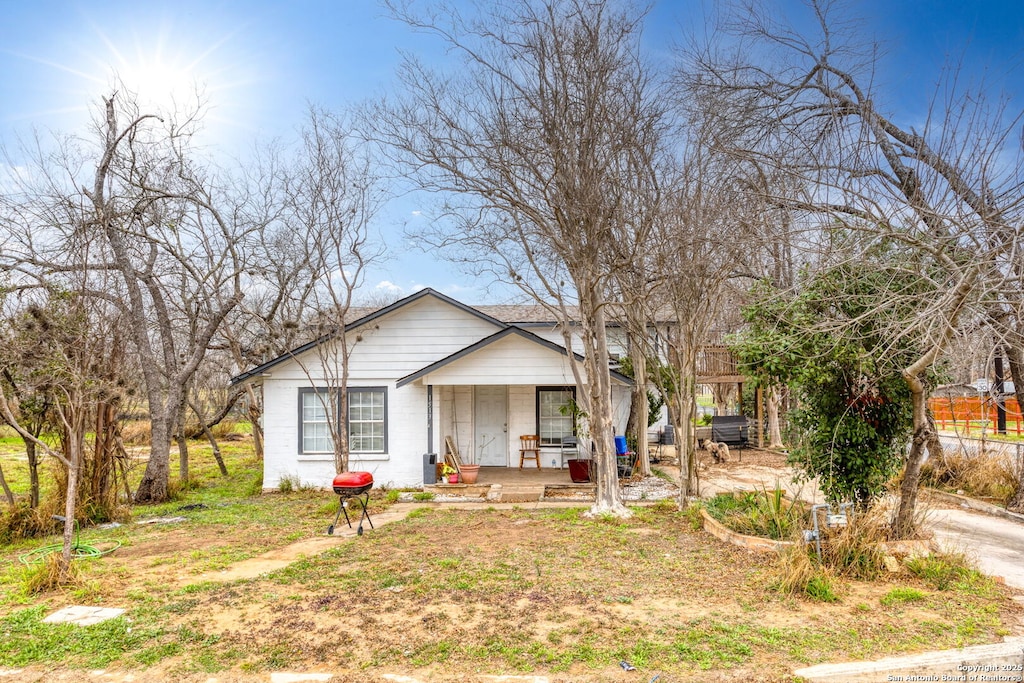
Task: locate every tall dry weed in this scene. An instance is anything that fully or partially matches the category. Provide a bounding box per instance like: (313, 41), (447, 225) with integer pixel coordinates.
(118, 420), (152, 446)
(920, 446), (1017, 505)
(820, 505), (890, 581)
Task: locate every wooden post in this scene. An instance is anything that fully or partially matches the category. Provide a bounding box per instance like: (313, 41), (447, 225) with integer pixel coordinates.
(755, 385), (764, 448)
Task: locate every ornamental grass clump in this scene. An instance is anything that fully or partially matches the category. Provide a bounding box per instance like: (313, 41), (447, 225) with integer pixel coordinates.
(705, 485), (806, 541)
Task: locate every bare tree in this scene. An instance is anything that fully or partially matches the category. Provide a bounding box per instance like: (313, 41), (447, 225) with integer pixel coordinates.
(681, 0), (1024, 534)
(0, 289), (122, 580)
(646, 148), (750, 501)
(0, 92), (254, 503)
(373, 0), (667, 516)
(273, 107), (385, 474)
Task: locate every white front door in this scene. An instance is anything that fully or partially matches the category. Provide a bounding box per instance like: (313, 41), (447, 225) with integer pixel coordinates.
(474, 386), (508, 466)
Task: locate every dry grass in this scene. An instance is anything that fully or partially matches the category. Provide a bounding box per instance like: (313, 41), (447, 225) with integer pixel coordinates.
(819, 505), (890, 581)
(921, 447), (1018, 505)
(119, 418), (246, 446)
(0, 499), (60, 543)
(22, 552), (82, 594)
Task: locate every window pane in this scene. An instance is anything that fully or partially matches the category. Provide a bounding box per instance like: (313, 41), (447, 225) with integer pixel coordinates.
(538, 389), (573, 446)
(301, 391), (333, 453)
(349, 388), (386, 453)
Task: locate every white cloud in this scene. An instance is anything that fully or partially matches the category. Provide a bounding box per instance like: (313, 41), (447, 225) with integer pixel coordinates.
(375, 280), (404, 293)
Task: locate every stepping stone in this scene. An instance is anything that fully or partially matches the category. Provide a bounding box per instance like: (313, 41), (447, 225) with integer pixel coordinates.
(42, 606), (125, 626)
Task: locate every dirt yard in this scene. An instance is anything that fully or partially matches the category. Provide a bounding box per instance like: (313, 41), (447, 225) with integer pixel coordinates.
(1, 446), (1022, 682)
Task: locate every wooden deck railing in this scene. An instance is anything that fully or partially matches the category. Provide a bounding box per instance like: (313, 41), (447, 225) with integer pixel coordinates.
(696, 346), (742, 381)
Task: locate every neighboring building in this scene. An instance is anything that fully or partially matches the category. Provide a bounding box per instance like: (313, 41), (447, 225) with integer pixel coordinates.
(231, 288), (634, 490)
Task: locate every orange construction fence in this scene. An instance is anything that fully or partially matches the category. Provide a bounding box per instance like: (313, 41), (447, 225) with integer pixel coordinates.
(928, 395), (1023, 436)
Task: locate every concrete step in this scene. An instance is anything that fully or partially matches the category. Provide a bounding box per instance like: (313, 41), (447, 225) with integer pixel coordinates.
(498, 485), (545, 503)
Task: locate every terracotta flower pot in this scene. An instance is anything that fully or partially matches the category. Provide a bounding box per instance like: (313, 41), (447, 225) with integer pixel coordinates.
(460, 464), (481, 484)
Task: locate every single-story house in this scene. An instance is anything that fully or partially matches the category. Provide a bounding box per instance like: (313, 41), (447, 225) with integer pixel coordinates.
(231, 288), (634, 490)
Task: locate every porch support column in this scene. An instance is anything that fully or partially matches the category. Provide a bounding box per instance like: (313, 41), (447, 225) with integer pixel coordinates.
(427, 385), (434, 453)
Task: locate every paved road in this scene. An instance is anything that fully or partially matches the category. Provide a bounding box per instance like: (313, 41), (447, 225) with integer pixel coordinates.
(928, 506), (1024, 590)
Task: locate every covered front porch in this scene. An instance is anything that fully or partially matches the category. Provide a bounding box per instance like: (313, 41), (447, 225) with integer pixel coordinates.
(396, 325), (633, 470)
(421, 465), (679, 504)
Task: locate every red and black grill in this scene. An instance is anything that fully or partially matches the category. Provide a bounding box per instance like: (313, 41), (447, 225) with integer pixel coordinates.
(327, 471), (374, 536)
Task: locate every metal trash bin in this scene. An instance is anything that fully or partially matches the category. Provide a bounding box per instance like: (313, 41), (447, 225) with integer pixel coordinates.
(423, 453), (437, 485)
(662, 424), (675, 445)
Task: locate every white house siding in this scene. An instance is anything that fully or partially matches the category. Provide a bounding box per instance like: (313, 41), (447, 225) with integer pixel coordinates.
(256, 292), (638, 488)
(526, 325), (629, 359)
(259, 296), (503, 490)
(415, 334), (583, 387)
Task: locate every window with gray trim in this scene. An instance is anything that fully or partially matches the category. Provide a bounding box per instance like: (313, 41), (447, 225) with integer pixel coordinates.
(300, 388), (333, 454)
(298, 387), (388, 454)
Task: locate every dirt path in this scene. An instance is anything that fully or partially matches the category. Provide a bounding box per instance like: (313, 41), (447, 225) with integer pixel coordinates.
(190, 505), (420, 584)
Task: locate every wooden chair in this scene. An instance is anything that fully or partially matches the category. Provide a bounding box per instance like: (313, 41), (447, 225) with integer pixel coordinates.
(518, 434), (541, 469)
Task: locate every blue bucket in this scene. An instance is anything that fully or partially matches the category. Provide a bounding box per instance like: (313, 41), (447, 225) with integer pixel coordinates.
(614, 435), (628, 455)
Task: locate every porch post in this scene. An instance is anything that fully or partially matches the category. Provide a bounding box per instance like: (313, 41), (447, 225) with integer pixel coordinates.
(427, 385), (434, 453)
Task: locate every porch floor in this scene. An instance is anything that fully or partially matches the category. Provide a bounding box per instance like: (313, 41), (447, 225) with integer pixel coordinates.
(473, 466), (580, 486)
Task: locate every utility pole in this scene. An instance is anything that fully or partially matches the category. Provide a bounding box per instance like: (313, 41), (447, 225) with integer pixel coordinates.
(995, 348), (1007, 435)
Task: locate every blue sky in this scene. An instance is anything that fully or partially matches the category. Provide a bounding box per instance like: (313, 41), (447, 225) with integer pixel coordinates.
(1, 0), (1022, 304)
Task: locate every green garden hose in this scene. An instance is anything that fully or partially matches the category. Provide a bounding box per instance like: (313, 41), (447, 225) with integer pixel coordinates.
(17, 516), (122, 565)
(18, 539), (122, 565)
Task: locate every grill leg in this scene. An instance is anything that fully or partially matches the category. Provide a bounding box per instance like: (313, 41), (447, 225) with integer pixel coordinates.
(327, 495), (354, 535)
(354, 491), (374, 534)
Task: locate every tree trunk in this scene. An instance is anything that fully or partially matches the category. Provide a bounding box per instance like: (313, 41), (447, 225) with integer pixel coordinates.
(135, 410), (172, 503)
(59, 408), (86, 581)
(581, 296), (629, 518)
(894, 373), (931, 538)
(0, 463), (14, 506)
(245, 384), (264, 459)
(766, 386), (785, 448)
(1003, 343), (1024, 512)
(190, 398), (228, 476)
(176, 395), (189, 482)
(630, 356), (651, 477)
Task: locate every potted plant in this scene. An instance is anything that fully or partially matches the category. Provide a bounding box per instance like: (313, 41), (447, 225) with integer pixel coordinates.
(440, 463), (459, 484)
(460, 436), (492, 485)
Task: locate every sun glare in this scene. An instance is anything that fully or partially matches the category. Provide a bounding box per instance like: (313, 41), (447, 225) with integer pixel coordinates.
(117, 53), (205, 114)
(11, 8), (262, 143)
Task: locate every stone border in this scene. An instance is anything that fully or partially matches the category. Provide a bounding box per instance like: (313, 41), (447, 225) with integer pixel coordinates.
(700, 508), (794, 552)
(794, 636), (1024, 682)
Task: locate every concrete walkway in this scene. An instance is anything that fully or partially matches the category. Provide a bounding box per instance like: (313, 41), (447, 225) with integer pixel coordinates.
(928, 506), (1024, 590)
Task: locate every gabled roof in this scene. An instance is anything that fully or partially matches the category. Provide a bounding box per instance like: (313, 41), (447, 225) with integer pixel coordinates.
(229, 288), (508, 385)
(395, 326), (634, 388)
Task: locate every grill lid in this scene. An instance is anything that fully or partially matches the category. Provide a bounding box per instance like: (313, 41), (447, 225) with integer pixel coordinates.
(332, 471), (373, 488)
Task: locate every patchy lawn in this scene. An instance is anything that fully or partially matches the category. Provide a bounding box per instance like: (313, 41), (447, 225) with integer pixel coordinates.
(0, 439), (1020, 682)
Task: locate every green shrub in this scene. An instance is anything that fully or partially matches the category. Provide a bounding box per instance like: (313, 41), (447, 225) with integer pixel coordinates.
(905, 551), (988, 591)
(880, 587), (927, 606)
